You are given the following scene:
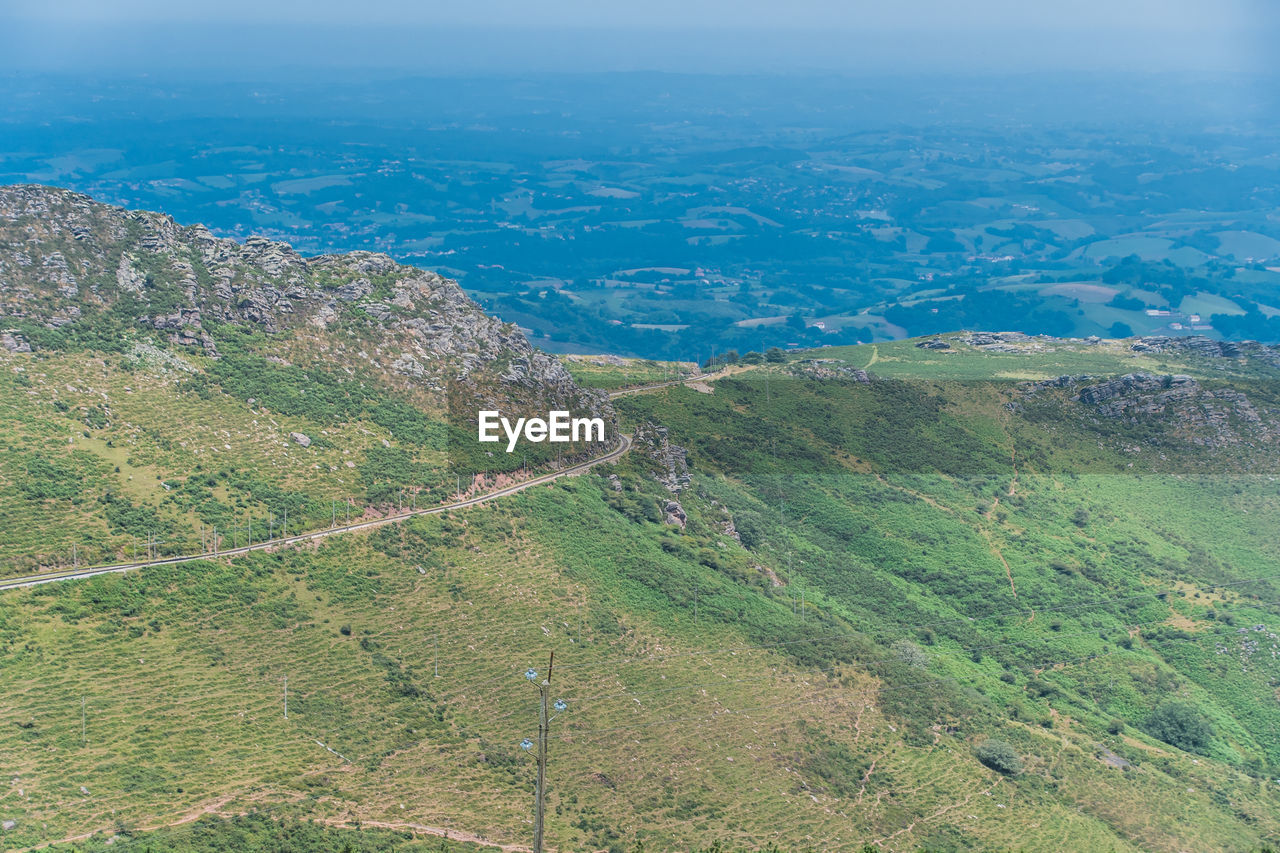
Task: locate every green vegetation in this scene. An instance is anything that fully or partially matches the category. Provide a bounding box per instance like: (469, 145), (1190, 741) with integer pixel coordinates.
(1144, 701), (1214, 755)
(43, 814), (488, 853)
(560, 355), (696, 391)
(5, 337), (1280, 851)
(974, 739), (1023, 775)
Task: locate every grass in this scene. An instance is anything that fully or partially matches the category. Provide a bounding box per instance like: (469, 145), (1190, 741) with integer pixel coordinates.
(6, 336), (1280, 851)
(0, 349), (454, 576)
(559, 354), (697, 390)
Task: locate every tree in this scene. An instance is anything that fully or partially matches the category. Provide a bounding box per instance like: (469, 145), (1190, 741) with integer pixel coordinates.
(1108, 322), (1134, 338)
(765, 347), (786, 363)
(975, 738), (1022, 775)
(1144, 701), (1212, 753)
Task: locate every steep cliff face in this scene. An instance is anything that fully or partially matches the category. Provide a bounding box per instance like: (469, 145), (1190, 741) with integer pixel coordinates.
(0, 184), (607, 418)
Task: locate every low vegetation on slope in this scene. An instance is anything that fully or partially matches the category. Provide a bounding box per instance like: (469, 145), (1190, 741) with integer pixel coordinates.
(4, 334), (1280, 851)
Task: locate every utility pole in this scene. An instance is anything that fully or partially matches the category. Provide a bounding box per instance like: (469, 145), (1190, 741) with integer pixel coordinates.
(332, 500), (336, 528)
(72, 543), (77, 569)
(213, 526), (218, 557)
(283, 675), (288, 720)
(534, 651), (553, 853)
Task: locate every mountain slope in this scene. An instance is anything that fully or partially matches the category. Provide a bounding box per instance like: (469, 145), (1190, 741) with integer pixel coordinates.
(0, 185), (608, 576)
(2, 193), (1279, 852)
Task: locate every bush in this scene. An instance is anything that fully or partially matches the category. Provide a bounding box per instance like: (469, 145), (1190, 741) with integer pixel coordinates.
(1144, 700), (1212, 753)
(975, 738), (1022, 775)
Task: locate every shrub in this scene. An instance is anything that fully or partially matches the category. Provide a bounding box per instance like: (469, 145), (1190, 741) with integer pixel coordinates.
(1144, 701), (1212, 753)
(975, 738), (1022, 775)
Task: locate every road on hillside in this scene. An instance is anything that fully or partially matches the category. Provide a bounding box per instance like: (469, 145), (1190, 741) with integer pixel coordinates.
(0, 369), (722, 591)
(0, 435), (631, 591)
(606, 372), (714, 398)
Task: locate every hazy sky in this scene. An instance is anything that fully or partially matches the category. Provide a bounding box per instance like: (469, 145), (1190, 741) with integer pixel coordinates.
(3, 0), (1276, 74)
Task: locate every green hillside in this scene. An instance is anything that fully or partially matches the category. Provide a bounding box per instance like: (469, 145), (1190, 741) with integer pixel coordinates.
(4, 329), (1280, 851)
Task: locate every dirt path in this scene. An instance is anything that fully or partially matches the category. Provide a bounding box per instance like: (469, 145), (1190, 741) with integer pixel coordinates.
(871, 778), (1003, 848)
(980, 526), (1018, 599)
(20, 796), (530, 853)
(20, 794), (253, 852)
(316, 816), (533, 852)
(0, 434), (631, 591)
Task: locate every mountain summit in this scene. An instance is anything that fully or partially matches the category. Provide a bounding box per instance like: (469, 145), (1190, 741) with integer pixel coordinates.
(0, 184), (601, 412)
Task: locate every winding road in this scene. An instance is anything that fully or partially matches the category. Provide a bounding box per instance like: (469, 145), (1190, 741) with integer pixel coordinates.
(0, 370), (723, 592)
(0, 434), (632, 592)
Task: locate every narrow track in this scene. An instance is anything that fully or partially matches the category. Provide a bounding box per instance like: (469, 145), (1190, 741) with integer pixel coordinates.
(0, 434), (630, 592)
(1, 368), (723, 591)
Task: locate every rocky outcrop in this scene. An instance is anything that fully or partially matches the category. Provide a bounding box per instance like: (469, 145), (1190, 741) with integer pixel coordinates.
(793, 359), (871, 382)
(633, 422), (690, 493)
(708, 500), (740, 541)
(1, 330), (30, 353)
(1131, 336), (1244, 359)
(1075, 372), (1273, 448)
(0, 184), (609, 422)
(1129, 335), (1280, 366)
(663, 499), (687, 527)
(966, 331), (1034, 348)
(1077, 373), (1195, 407)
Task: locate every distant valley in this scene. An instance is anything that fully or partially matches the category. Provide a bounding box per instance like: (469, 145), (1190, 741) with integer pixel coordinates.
(4, 72), (1279, 359)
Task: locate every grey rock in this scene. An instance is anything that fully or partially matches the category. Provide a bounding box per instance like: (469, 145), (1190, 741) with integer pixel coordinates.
(0, 185), (612, 431)
(1, 331), (31, 353)
(290, 432), (312, 448)
(634, 422), (691, 493)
